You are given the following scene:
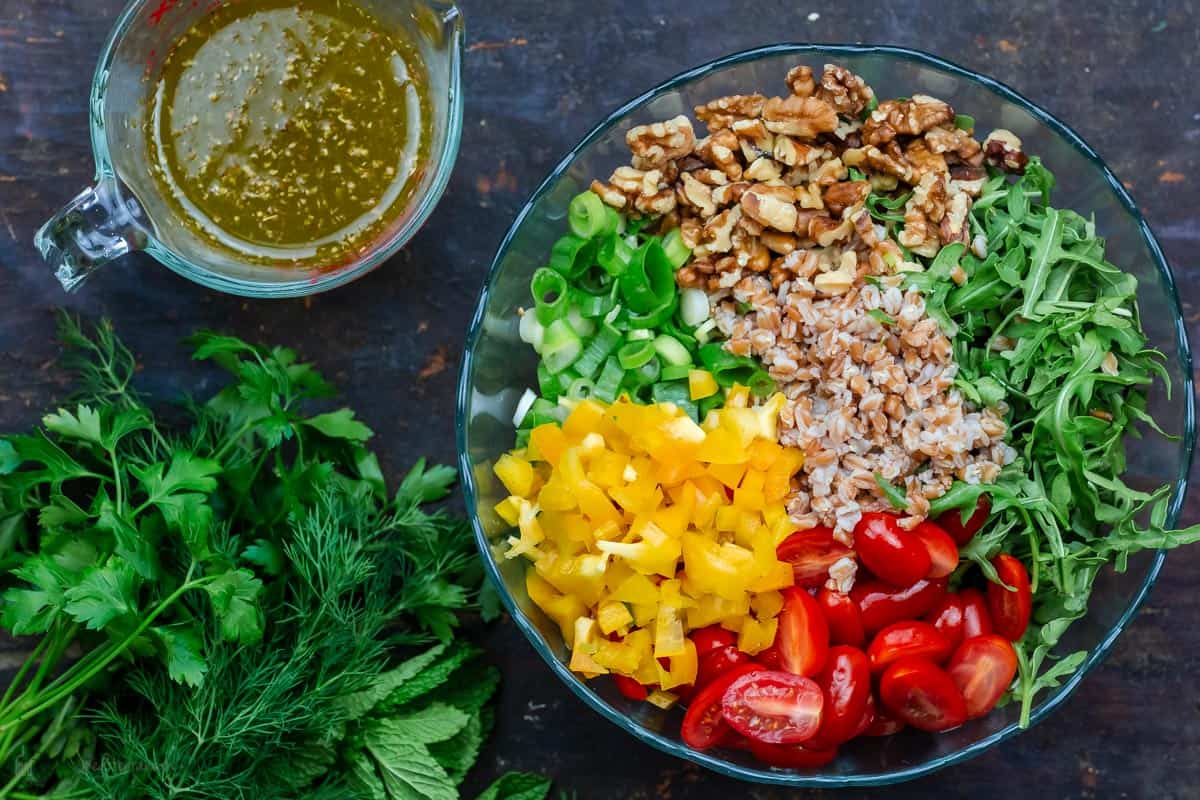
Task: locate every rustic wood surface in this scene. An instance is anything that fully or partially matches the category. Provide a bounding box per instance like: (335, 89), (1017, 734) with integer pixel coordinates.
(2, 0), (1199, 797)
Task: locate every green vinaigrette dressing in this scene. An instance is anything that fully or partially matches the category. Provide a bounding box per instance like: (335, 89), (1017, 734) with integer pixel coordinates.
(146, 0), (431, 267)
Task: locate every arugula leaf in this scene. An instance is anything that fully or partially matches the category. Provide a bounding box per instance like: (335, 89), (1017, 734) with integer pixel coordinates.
(873, 473), (908, 510)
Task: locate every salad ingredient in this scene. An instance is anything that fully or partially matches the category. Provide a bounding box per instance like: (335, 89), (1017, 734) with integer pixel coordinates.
(852, 577), (947, 634)
(812, 646), (872, 745)
(924, 594), (967, 649)
(852, 512), (931, 587)
(681, 663), (762, 750)
(745, 740), (839, 768)
(697, 645), (754, 690)
(911, 521), (960, 578)
(958, 588), (994, 639)
(692, 625), (739, 657)
(936, 495), (991, 545)
(720, 671), (824, 745)
(816, 588), (866, 649)
(146, 0), (430, 266)
(866, 621), (954, 672)
(986, 554), (1033, 641)
(777, 587), (830, 677)
(878, 658), (968, 733)
(947, 635), (1019, 719)
(0, 318), (545, 798)
(775, 528), (854, 588)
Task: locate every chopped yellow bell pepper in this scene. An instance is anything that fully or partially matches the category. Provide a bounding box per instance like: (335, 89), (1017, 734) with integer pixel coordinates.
(656, 638), (698, 689)
(689, 369), (719, 400)
(494, 453), (536, 498)
(738, 616), (778, 656)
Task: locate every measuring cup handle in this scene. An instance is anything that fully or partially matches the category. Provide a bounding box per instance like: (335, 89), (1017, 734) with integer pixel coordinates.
(34, 178), (148, 292)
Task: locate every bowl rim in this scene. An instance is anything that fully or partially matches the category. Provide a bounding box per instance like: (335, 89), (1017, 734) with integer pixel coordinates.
(455, 42), (1196, 786)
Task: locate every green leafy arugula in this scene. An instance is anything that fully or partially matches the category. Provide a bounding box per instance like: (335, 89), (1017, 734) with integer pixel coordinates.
(915, 159), (1200, 725)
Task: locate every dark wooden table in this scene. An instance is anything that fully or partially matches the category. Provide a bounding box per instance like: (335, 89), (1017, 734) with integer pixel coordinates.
(2, 1), (1199, 797)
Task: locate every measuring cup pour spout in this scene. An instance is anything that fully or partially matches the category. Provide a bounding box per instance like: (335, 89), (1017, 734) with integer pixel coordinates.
(35, 177), (148, 291)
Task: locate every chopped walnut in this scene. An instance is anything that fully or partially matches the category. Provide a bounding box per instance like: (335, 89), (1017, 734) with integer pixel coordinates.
(626, 115), (696, 168)
(925, 125), (983, 165)
(823, 180), (871, 216)
(694, 94), (767, 131)
(711, 181), (750, 208)
(862, 94), (955, 146)
(695, 130), (744, 180)
(589, 178), (626, 209)
(679, 172), (717, 217)
(695, 206), (742, 257)
(731, 118), (775, 161)
(939, 189), (971, 245)
(815, 64), (876, 117)
(740, 184), (799, 233)
(898, 173), (947, 256)
(903, 138), (949, 183)
(786, 65), (816, 97)
(984, 128), (1028, 173)
(762, 95), (839, 138)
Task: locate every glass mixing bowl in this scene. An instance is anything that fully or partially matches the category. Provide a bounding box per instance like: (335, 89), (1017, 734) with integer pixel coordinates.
(456, 44), (1195, 786)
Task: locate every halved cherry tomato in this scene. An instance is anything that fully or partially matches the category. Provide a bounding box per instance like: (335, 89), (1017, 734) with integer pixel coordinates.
(692, 626), (739, 658)
(757, 641), (782, 670)
(817, 588), (865, 649)
(852, 578), (947, 634)
(853, 693), (877, 738)
(776, 527), (853, 588)
(613, 674), (648, 701)
(947, 635), (1018, 719)
(721, 670), (825, 745)
(924, 594), (966, 650)
(936, 494), (991, 545)
(987, 554), (1032, 641)
(778, 587), (830, 677)
(813, 645), (871, 745)
(747, 739), (838, 768)
(681, 663), (763, 750)
(696, 644), (753, 690)
(853, 513), (931, 588)
(863, 701), (906, 736)
(879, 657), (967, 732)
(716, 726), (753, 750)
(867, 621), (953, 672)
(911, 521), (959, 579)
(959, 587), (993, 639)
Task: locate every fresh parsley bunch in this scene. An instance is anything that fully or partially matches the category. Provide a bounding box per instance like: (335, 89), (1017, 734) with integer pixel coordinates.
(0, 317), (544, 799)
(910, 159), (1200, 725)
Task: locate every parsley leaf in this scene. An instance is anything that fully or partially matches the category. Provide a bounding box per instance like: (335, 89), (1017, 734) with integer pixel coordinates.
(204, 569), (264, 645)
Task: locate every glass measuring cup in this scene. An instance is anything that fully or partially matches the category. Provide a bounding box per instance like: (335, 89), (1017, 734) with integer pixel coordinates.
(35, 0), (464, 298)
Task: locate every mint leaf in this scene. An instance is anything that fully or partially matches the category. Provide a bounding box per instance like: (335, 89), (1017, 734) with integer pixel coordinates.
(365, 735), (457, 800)
(429, 711), (484, 784)
(347, 752), (388, 800)
(303, 408), (373, 442)
(379, 645), (477, 711)
(476, 773), (553, 800)
(369, 704), (470, 746)
(204, 569), (263, 645)
(155, 625), (208, 688)
(64, 563), (138, 630)
(338, 643), (449, 721)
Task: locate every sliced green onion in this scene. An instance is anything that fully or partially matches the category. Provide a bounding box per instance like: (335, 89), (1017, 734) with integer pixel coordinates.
(574, 283), (617, 317)
(617, 339), (657, 370)
(519, 311), (545, 352)
(566, 306), (596, 338)
(628, 356), (661, 388)
(660, 228), (692, 269)
(626, 328), (654, 341)
(625, 294), (679, 329)
(698, 342), (759, 387)
(650, 380), (699, 421)
(954, 114), (975, 131)
(604, 304), (623, 325)
(619, 240), (676, 313)
(660, 364), (692, 381)
(521, 397), (564, 429)
(679, 288), (710, 327)
(531, 268), (569, 324)
(598, 234), (636, 276)
(573, 322), (621, 379)
(654, 334), (692, 367)
(567, 377), (596, 399)
(694, 318), (719, 344)
(537, 363), (561, 400)
(593, 356), (626, 403)
(549, 235), (598, 278)
(512, 388), (538, 427)
(573, 264), (612, 296)
(542, 319), (583, 374)
(568, 191), (610, 239)
(746, 370), (776, 398)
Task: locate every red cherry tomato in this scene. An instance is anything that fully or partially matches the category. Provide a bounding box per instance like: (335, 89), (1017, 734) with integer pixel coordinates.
(987, 554), (1032, 641)
(879, 658), (968, 733)
(947, 635), (1019, 719)
(612, 674), (648, 701)
(813, 646), (872, 745)
(721, 670), (825, 745)
(778, 588), (830, 677)
(924, 594), (966, 650)
(817, 588), (866, 649)
(692, 626), (738, 657)
(853, 693), (877, 738)
(696, 645), (753, 690)
(867, 621), (953, 672)
(681, 663), (763, 750)
(959, 587), (994, 639)
(776, 527), (853, 588)
(757, 641), (782, 670)
(936, 494), (991, 545)
(747, 739), (838, 768)
(852, 578), (947, 634)
(853, 513), (932, 588)
(911, 521), (959, 579)
(863, 701), (906, 736)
